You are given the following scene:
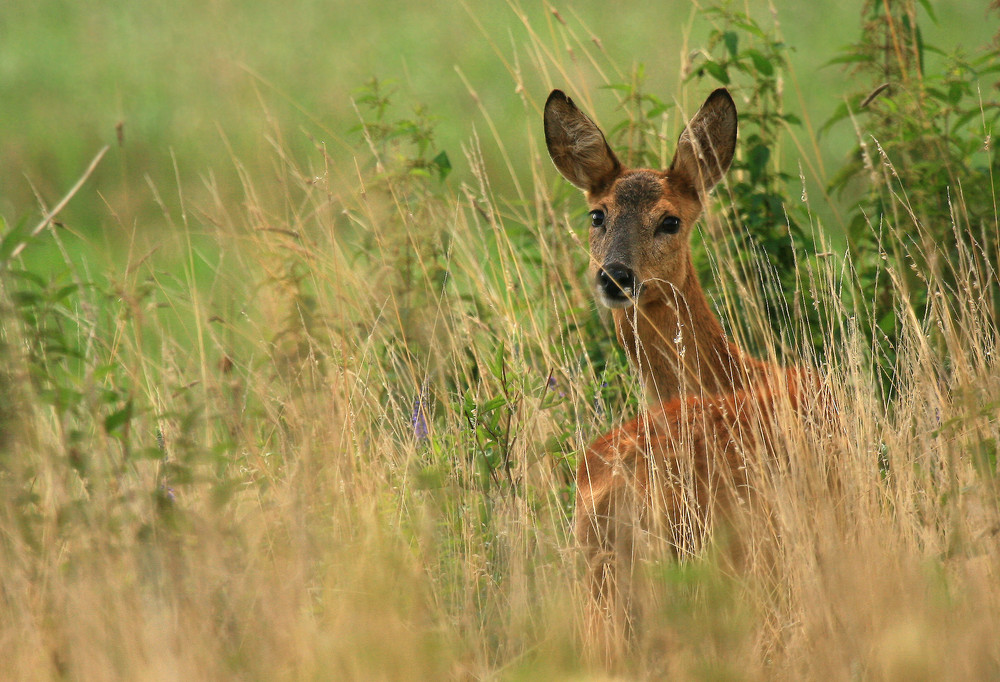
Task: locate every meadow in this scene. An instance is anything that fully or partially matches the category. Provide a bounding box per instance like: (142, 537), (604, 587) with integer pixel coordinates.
(1, 0), (999, 679)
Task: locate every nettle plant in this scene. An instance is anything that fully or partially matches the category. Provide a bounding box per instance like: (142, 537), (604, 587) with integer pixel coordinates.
(685, 7), (823, 358)
(824, 0), (1000, 387)
(351, 77), (453, 187)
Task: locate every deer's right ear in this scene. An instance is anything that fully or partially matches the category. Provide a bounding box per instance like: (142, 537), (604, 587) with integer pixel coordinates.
(544, 90), (621, 195)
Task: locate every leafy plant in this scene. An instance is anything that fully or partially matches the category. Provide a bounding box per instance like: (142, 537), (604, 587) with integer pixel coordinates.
(686, 7), (823, 358)
(352, 77), (453, 185)
(823, 0), (1000, 389)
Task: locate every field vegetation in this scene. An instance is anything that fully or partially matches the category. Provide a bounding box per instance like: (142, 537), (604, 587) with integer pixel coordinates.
(1, 0), (999, 679)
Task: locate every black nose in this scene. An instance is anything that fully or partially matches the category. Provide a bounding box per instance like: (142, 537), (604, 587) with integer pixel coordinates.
(597, 263), (636, 301)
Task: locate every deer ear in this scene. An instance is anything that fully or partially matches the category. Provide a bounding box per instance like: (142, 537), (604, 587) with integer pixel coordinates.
(669, 88), (737, 195)
(544, 90), (622, 195)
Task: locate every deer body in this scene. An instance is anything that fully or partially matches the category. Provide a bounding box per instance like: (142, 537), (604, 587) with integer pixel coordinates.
(575, 365), (808, 607)
(545, 88), (814, 631)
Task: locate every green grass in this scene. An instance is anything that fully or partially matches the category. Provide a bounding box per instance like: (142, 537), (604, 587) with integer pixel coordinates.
(3, 0), (992, 250)
(1, 1), (999, 679)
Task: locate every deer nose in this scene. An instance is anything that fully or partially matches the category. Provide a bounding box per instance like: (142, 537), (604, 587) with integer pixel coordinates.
(597, 263), (637, 303)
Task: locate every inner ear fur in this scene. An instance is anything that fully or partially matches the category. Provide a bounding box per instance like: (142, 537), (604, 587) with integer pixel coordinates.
(669, 88), (737, 195)
(543, 90), (622, 195)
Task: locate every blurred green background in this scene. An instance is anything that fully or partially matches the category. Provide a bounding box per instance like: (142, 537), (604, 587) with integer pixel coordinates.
(1, 0), (994, 265)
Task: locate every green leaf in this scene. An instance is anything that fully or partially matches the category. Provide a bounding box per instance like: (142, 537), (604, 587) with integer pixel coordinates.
(877, 310), (897, 337)
(819, 101), (851, 137)
(914, 25), (931, 76)
(926, 86), (946, 101)
(952, 108), (982, 132)
(52, 284), (79, 303)
(702, 61), (730, 85)
(104, 400), (134, 435)
(481, 395), (507, 414)
(746, 144), (771, 182)
(12, 291), (42, 307)
(9, 269), (46, 288)
(723, 31), (738, 57)
(733, 19), (766, 40)
(916, 0), (937, 24)
(646, 104), (669, 118)
(0, 217), (31, 265)
(746, 49), (774, 76)
(947, 81), (965, 105)
(487, 342), (506, 380)
(432, 150), (451, 180)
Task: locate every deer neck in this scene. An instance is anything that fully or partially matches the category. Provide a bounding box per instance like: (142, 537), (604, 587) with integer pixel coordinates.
(612, 257), (765, 403)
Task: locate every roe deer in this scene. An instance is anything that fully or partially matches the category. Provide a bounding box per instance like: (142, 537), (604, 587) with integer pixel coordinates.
(544, 88), (823, 636)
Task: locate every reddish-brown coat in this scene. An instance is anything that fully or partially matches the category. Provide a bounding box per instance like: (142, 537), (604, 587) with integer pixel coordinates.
(544, 88), (827, 628)
(575, 367), (810, 601)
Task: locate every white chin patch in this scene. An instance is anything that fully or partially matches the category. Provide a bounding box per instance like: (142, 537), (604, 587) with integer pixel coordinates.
(597, 292), (635, 309)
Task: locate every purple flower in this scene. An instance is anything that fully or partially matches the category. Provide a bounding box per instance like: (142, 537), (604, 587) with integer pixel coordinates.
(545, 372), (566, 399)
(411, 386), (429, 442)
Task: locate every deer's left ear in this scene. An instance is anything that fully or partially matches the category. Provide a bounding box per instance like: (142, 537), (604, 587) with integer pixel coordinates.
(544, 90), (622, 195)
(669, 89), (737, 195)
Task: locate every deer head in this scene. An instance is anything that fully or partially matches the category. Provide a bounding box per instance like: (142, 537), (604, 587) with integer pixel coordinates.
(544, 88), (737, 309)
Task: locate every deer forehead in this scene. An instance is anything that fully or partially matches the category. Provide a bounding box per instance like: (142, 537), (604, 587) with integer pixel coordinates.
(591, 170), (699, 222)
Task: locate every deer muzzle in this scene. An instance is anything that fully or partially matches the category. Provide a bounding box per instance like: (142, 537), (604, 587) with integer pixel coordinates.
(596, 262), (639, 308)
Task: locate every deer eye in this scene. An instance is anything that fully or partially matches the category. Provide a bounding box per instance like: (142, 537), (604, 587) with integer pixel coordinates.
(656, 215), (681, 235)
(589, 210), (606, 229)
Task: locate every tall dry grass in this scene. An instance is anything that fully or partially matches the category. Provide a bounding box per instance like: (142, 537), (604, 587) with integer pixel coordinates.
(1, 7), (999, 681)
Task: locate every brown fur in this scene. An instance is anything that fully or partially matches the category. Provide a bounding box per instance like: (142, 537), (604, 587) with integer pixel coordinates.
(544, 88), (826, 634)
(574, 367), (813, 628)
